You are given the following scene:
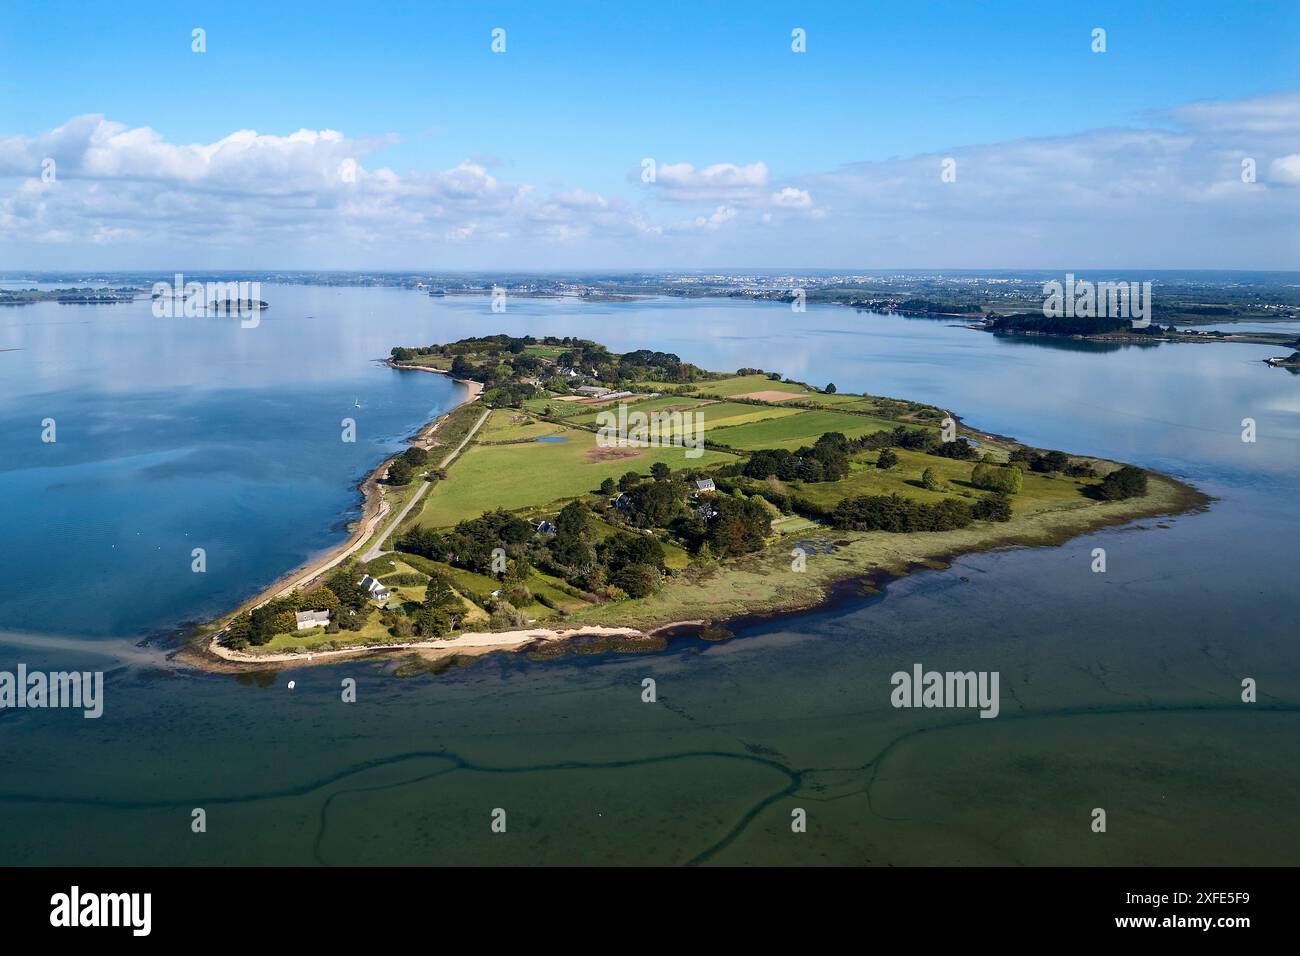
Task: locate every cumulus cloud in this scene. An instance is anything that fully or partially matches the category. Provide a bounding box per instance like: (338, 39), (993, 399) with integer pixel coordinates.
(771, 187), (812, 208)
(1, 91), (1297, 268)
(651, 161), (769, 202)
(772, 90), (1300, 267)
(1269, 154), (1300, 185)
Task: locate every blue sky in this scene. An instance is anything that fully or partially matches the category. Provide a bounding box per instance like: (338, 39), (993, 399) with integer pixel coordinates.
(1, 0), (1297, 269)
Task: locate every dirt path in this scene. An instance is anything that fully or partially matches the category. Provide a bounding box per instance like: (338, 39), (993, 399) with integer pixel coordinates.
(361, 406), (490, 562)
(205, 374), (483, 635)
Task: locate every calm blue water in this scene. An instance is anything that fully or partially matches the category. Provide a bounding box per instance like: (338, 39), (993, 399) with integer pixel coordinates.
(1, 286), (1298, 865)
(0, 288), (463, 635)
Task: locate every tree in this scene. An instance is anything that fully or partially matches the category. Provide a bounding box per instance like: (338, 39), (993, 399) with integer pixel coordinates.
(825, 383), (837, 394)
(930, 438), (978, 460)
(690, 541), (718, 573)
(1030, 450), (1070, 473)
(971, 463), (1023, 495)
(401, 446), (429, 467)
(1097, 465), (1148, 500)
(877, 449), (899, 469)
(552, 500), (597, 572)
(611, 563), (661, 598)
(921, 467), (944, 492)
(489, 601), (527, 629)
(830, 493), (974, 533)
(388, 458), (413, 485)
(972, 492), (1013, 522)
(504, 555), (532, 584)
(603, 532), (666, 572)
(326, 566), (371, 611)
(707, 496), (772, 557)
(618, 470), (642, 491)
(415, 571), (462, 636)
(650, 462), (671, 481)
(627, 478), (684, 527)
(308, 586), (341, 614)
(599, 477), (617, 495)
(224, 614), (251, 650)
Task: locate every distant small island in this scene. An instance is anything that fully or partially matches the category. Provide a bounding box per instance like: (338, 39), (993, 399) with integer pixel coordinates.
(196, 334), (1207, 672)
(0, 286), (138, 306)
(977, 311), (1300, 350)
(1265, 351), (1300, 372)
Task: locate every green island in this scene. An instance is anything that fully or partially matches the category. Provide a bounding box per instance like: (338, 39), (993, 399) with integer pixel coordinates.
(204, 334), (1206, 667)
(979, 311), (1300, 349)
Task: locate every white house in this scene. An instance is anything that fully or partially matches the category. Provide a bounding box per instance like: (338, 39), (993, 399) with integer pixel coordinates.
(575, 385), (611, 397)
(358, 574), (391, 603)
(295, 610), (330, 630)
(693, 478), (717, 495)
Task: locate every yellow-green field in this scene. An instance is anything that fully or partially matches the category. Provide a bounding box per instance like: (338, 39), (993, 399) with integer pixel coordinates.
(415, 424), (737, 528)
(707, 408), (904, 450)
(746, 447), (1107, 518)
(477, 408), (567, 441)
(559, 397), (803, 433)
(686, 373), (815, 398)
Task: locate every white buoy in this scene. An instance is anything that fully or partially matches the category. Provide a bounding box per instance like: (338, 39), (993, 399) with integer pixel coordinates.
(287, 680), (296, 690)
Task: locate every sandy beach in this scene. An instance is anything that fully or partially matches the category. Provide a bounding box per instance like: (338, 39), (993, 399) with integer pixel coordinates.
(204, 623), (658, 668)
(198, 365), (483, 652)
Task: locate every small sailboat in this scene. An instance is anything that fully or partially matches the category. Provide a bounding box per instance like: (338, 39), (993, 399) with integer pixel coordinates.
(354, 398), (362, 408)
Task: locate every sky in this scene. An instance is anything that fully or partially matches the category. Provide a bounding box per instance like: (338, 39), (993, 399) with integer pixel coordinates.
(1, 0), (1298, 271)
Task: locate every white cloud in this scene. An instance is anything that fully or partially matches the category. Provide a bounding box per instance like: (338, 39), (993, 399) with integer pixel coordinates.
(652, 161), (769, 202)
(1269, 154), (1300, 184)
(2, 92), (1298, 268)
(771, 187), (812, 208)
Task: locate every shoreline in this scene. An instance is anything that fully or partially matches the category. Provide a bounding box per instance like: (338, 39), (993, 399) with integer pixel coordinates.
(183, 429), (1210, 674)
(973, 324), (1298, 348)
(185, 365), (483, 662)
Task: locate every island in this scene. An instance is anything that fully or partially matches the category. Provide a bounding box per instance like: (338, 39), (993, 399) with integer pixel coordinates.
(978, 312), (1300, 349)
(0, 286), (138, 305)
(1265, 351), (1300, 371)
(193, 334), (1207, 672)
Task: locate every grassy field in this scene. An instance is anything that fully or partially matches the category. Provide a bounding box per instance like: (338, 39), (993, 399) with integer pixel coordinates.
(557, 397), (803, 435)
(550, 395), (711, 423)
(707, 408), (905, 450)
(686, 374), (815, 398)
(396, 354), (452, 369)
(746, 448), (1106, 518)
(477, 407), (565, 442)
(415, 425), (737, 528)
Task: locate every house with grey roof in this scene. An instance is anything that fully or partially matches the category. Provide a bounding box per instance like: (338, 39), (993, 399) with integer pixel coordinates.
(358, 574), (391, 603)
(295, 610), (330, 630)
